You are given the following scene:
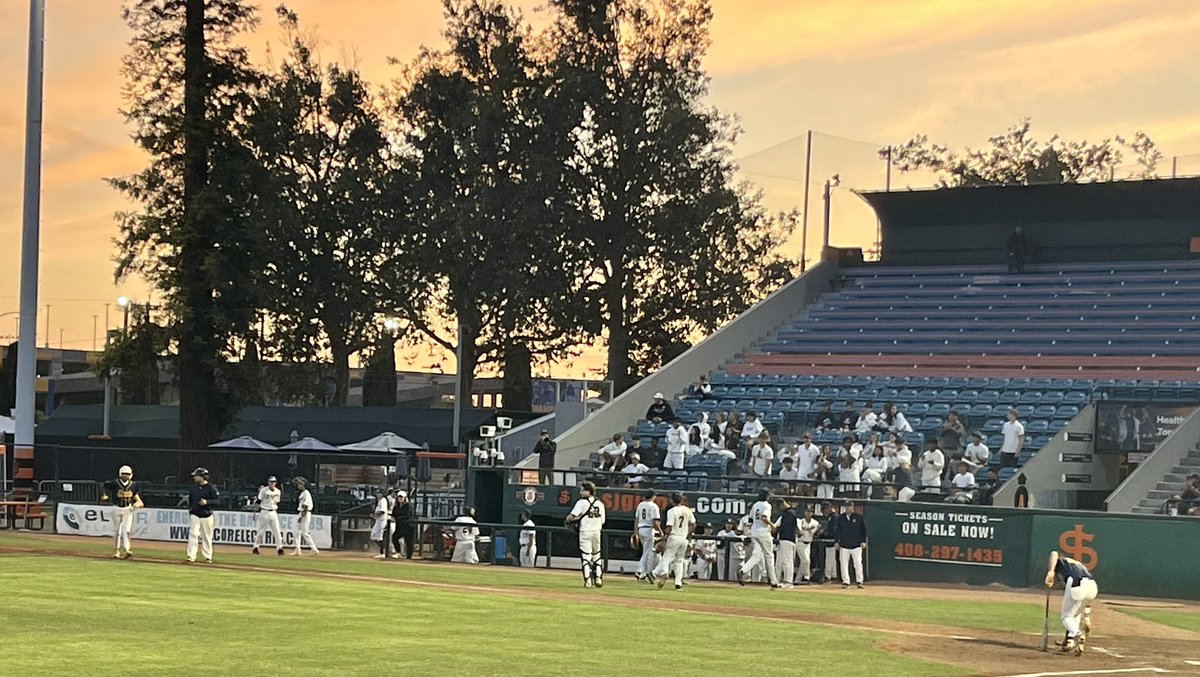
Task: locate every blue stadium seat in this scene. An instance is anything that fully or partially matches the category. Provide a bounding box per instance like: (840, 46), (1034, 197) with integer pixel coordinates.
(968, 404), (993, 420)
(849, 376), (873, 388)
(1049, 378), (1075, 390)
(990, 404), (1012, 417)
(966, 377), (991, 389)
(794, 375), (815, 387)
(782, 387), (803, 399)
(1018, 392), (1042, 405)
(1014, 405), (1036, 419)
(1000, 390), (1021, 404)
(1063, 392), (1087, 405)
(745, 386), (766, 398)
(909, 377), (931, 388)
(763, 387), (784, 399)
(957, 390), (980, 403)
(743, 375), (764, 385)
(1026, 420), (1050, 434)
(818, 387), (840, 400)
(906, 403), (930, 417)
(986, 435), (1005, 450)
(761, 374), (783, 385)
(928, 377), (949, 389)
(1039, 391), (1064, 406)
(981, 419), (1004, 433)
(904, 432), (926, 447)
(987, 378), (1011, 389)
(1029, 378), (1053, 390)
(877, 388), (899, 401)
(998, 467), (1019, 482)
(709, 373), (732, 386)
(812, 376), (835, 387)
(801, 387), (821, 400)
(837, 388), (860, 401)
(1033, 405), (1058, 419)
(698, 399), (720, 411)
(1008, 378), (1032, 389)
(727, 386), (747, 398)
(928, 403), (951, 418)
(1054, 406), (1080, 420)
(947, 377), (970, 389)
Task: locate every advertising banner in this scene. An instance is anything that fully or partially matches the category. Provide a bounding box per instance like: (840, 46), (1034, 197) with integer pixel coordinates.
(55, 503), (334, 550)
(1094, 402), (1195, 453)
(864, 504), (1031, 587)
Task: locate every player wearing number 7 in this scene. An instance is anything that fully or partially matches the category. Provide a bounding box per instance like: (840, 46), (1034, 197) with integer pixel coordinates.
(653, 492), (696, 590)
(1044, 551), (1098, 656)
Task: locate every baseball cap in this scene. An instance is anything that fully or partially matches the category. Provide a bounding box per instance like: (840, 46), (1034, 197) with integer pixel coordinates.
(820, 501), (833, 510)
(119, 465), (132, 475)
(267, 475), (277, 482)
(540, 429), (548, 434)
(653, 392), (664, 399)
(397, 490), (408, 499)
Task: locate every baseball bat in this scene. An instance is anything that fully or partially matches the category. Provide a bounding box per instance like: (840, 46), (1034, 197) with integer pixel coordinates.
(1040, 587), (1050, 651)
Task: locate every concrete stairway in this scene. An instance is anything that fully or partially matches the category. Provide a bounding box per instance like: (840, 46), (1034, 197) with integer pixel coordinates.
(1131, 444), (1200, 514)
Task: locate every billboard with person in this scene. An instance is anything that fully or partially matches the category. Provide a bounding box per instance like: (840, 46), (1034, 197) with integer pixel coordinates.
(1094, 402), (1195, 453)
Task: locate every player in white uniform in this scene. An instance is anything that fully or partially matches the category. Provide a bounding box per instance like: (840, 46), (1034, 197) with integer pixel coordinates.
(736, 514), (764, 582)
(633, 490), (661, 581)
(796, 505), (821, 584)
(292, 477), (319, 556)
(252, 476), (284, 556)
(451, 507), (480, 564)
(566, 481), (607, 588)
(690, 524), (717, 581)
(518, 511), (538, 567)
(715, 519), (741, 581)
(370, 488), (392, 559)
(101, 465), (143, 560)
(653, 492), (696, 590)
(738, 490), (780, 588)
(1045, 551), (1099, 655)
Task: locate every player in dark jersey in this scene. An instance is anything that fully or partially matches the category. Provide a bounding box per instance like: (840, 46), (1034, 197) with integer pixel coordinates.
(101, 465), (143, 559)
(1044, 551), (1098, 656)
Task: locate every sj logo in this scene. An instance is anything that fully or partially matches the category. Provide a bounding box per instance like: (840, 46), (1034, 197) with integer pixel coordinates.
(1058, 523), (1098, 570)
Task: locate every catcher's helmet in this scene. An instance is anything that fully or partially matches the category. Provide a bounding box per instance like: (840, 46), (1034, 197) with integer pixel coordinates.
(191, 467), (209, 477)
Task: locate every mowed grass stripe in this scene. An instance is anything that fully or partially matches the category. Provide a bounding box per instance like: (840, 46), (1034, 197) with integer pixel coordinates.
(1118, 609), (1200, 634)
(0, 556), (964, 677)
(0, 533), (1041, 634)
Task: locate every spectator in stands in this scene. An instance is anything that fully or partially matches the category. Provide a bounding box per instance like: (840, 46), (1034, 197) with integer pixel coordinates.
(622, 453), (650, 488)
(1181, 474), (1200, 515)
(940, 411), (966, 454)
(979, 468), (1000, 505)
(918, 441), (946, 493)
(646, 393), (674, 423)
(740, 411), (765, 445)
(949, 462), (977, 503)
(704, 423), (723, 453)
(750, 432), (775, 481)
(964, 431), (990, 470)
(696, 412), (711, 440)
(685, 375), (717, 400)
(862, 445), (889, 497)
(1013, 473), (1030, 508)
(687, 423), (705, 458)
(854, 403), (878, 434)
(887, 462), (915, 502)
(812, 446), (837, 499)
(627, 436), (644, 463)
(838, 435), (864, 462)
(724, 425), (741, 455)
(778, 457), (801, 493)
(874, 401), (896, 432)
(643, 437), (665, 469)
(837, 453), (864, 498)
(815, 401), (836, 430)
(796, 433), (821, 486)
(888, 404), (913, 434)
(839, 400), (857, 431)
(1000, 409), (1026, 468)
(598, 433), (627, 471)
(713, 412), (728, 435)
(1007, 225), (1029, 273)
(726, 411), (742, 437)
(664, 418), (687, 470)
(889, 434), (913, 466)
(1162, 495), (1184, 517)
(533, 429), (556, 484)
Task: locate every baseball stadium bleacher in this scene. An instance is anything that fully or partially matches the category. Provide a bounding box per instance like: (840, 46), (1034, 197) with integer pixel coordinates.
(628, 259), (1200, 485)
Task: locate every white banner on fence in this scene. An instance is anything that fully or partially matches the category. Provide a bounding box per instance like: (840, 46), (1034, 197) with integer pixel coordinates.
(54, 503), (334, 550)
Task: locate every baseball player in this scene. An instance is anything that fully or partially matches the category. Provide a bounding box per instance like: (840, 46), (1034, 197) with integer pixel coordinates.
(737, 513), (766, 583)
(796, 505), (821, 584)
(633, 490), (661, 581)
(690, 524), (717, 581)
(738, 489), (780, 588)
(293, 477), (319, 556)
(565, 480), (607, 588)
(835, 501), (868, 589)
(773, 497), (799, 589)
(653, 492), (696, 590)
(451, 507), (480, 564)
(185, 467), (218, 564)
(101, 465), (143, 560)
(252, 476), (284, 556)
(715, 518), (741, 581)
(1045, 551), (1098, 655)
(371, 488), (392, 559)
(518, 511), (538, 567)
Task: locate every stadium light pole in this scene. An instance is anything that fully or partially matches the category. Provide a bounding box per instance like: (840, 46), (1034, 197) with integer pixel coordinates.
(452, 322), (464, 452)
(13, 0), (46, 491)
(800, 130), (813, 272)
(822, 174), (841, 256)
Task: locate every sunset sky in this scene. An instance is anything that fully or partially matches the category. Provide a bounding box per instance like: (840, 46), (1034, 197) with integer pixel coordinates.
(1, 0), (1199, 375)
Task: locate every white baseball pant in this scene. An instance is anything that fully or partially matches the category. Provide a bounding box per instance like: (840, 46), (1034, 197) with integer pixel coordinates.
(112, 505), (134, 553)
(798, 541), (813, 581)
(740, 533), (779, 586)
(839, 546), (864, 585)
(652, 535), (690, 586)
(294, 513), (319, 554)
(519, 545), (537, 567)
(664, 453), (685, 470)
(717, 547), (740, 581)
(825, 545), (838, 579)
(775, 539), (797, 585)
(579, 530), (603, 584)
(254, 510), (283, 549)
(1061, 578), (1099, 637)
(637, 526), (658, 578)
(186, 515), (214, 562)
(451, 540), (479, 564)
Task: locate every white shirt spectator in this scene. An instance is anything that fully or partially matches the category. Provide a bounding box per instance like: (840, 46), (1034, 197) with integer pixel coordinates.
(796, 442), (821, 477)
(696, 413), (711, 440)
(952, 471), (977, 490)
(622, 461), (649, 484)
(598, 440), (627, 462)
(918, 449), (945, 490)
(798, 516), (821, 543)
(750, 443), (774, 477)
(839, 442), (863, 461)
(741, 417), (764, 440)
(1001, 419), (1025, 455)
(964, 440), (990, 466)
(665, 424), (687, 456)
(891, 412), (913, 434)
(779, 465), (801, 482)
(854, 411), (878, 433)
(838, 458), (863, 484)
(892, 444), (913, 466)
(862, 454), (889, 483)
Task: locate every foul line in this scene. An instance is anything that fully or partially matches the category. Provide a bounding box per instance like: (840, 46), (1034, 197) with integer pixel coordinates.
(1000, 668), (1171, 677)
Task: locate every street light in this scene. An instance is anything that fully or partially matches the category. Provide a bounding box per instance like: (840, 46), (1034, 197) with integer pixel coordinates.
(117, 296), (131, 332)
(383, 318), (401, 334)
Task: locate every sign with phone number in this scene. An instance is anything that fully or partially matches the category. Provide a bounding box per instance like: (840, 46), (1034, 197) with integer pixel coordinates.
(892, 542), (1005, 566)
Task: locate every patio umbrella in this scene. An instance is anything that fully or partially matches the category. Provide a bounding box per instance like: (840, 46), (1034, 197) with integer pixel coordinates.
(279, 436), (340, 452)
(208, 435), (278, 450)
(338, 431), (421, 453)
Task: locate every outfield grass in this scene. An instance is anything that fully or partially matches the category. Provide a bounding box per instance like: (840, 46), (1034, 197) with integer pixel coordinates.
(0, 555), (966, 677)
(0, 533), (1041, 634)
(1120, 609), (1200, 634)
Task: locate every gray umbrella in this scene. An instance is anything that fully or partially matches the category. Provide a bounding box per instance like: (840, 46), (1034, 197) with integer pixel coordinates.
(279, 436), (340, 452)
(208, 435), (278, 450)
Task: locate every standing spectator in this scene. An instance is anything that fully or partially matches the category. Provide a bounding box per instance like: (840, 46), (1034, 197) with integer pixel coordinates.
(622, 454), (650, 487)
(838, 435), (863, 462)
(738, 490), (780, 589)
(750, 432), (775, 480)
(1000, 409), (1026, 468)
(839, 401), (857, 431)
(685, 375), (717, 401)
(634, 490), (661, 581)
(664, 419), (687, 470)
(101, 464), (143, 560)
(797, 505), (821, 585)
(518, 511), (538, 567)
(715, 518), (741, 582)
(695, 412), (712, 441)
(186, 467), (218, 564)
(391, 490), (414, 559)
(1014, 474), (1031, 508)
(815, 401), (836, 431)
(964, 431), (990, 470)
(887, 462), (915, 502)
(773, 497), (800, 589)
(861, 445), (889, 497)
(690, 524), (718, 581)
(646, 393), (674, 424)
(950, 462), (977, 502)
(940, 411), (966, 454)
(598, 433), (627, 471)
(533, 429), (557, 485)
(293, 477), (319, 556)
(835, 501), (868, 589)
(451, 507), (480, 564)
(918, 441), (946, 493)
(1007, 225), (1029, 273)
(837, 453), (864, 498)
(812, 445), (836, 499)
(778, 457), (801, 493)
(740, 411), (765, 445)
(889, 434), (914, 467)
(796, 433), (821, 488)
(854, 404), (878, 434)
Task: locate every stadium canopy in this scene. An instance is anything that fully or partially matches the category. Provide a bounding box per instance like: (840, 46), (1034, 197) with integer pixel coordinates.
(338, 432), (421, 454)
(209, 435), (277, 450)
(278, 436), (339, 452)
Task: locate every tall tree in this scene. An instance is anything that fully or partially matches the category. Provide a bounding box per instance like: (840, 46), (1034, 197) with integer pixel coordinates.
(883, 119), (1163, 187)
(548, 0), (796, 392)
(391, 0), (584, 412)
(110, 0), (264, 447)
(248, 7), (396, 405)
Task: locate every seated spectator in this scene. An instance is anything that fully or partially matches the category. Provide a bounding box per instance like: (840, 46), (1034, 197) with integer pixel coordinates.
(750, 432), (774, 479)
(627, 436), (644, 462)
(622, 454), (650, 487)
(705, 423), (724, 454)
(917, 441), (945, 494)
(862, 445), (889, 486)
(886, 462), (914, 502)
(839, 400), (857, 431)
(684, 375), (717, 400)
(963, 432), (990, 469)
(714, 411), (728, 435)
(978, 467), (1000, 505)
(939, 411), (966, 454)
(726, 411), (742, 438)
(814, 401), (836, 431)
(695, 412), (711, 440)
(949, 462), (976, 503)
(597, 434), (627, 471)
(854, 404), (878, 434)
(687, 423), (705, 458)
(740, 411), (765, 444)
(724, 425), (741, 454)
(873, 401), (896, 432)
(1162, 495), (1184, 517)
(642, 437), (665, 469)
(646, 393), (674, 423)
(888, 404), (913, 434)
(1180, 474), (1200, 515)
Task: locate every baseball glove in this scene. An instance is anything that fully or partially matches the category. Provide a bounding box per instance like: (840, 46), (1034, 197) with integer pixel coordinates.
(654, 537), (667, 555)
(629, 532), (642, 549)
